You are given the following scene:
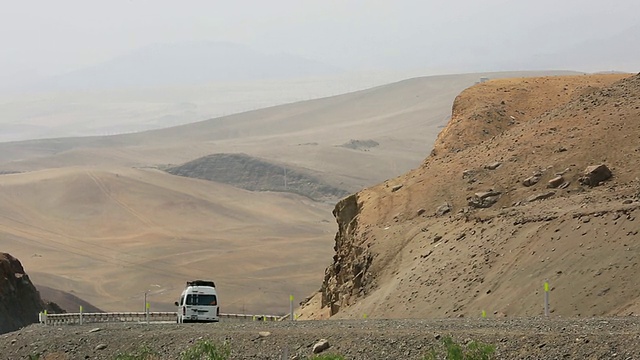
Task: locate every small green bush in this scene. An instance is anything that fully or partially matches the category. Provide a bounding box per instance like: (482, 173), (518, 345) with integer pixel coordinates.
(424, 336), (495, 360)
(308, 355), (346, 360)
(114, 345), (159, 360)
(180, 339), (231, 360)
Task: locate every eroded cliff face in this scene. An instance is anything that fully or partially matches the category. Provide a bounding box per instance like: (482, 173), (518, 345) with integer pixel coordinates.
(0, 253), (46, 334)
(319, 194), (373, 316)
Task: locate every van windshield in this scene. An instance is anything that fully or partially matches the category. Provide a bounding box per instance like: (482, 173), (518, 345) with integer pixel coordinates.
(186, 294), (217, 306)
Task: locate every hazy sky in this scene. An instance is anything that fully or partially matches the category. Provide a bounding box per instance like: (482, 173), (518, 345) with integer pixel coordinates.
(1, 0), (639, 85)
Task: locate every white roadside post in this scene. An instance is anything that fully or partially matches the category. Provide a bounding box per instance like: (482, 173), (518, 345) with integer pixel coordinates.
(544, 279), (550, 317)
(39, 310), (48, 325)
(289, 295), (294, 321)
(79, 305), (83, 325)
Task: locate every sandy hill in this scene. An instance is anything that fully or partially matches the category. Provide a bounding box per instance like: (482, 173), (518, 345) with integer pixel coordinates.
(299, 72), (640, 320)
(0, 167), (335, 314)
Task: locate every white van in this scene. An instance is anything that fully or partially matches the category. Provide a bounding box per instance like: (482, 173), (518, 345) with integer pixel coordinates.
(175, 280), (220, 323)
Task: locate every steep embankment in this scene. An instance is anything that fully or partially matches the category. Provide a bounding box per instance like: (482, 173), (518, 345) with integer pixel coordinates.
(300, 73), (640, 319)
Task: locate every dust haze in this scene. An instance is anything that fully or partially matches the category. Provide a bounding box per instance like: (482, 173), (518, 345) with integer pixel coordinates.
(0, 1), (638, 141)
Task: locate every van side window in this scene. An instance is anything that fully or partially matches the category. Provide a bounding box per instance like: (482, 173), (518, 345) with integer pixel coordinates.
(186, 294), (217, 306)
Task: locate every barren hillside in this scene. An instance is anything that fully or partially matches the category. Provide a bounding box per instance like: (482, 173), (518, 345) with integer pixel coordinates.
(0, 167), (335, 314)
(300, 73), (640, 319)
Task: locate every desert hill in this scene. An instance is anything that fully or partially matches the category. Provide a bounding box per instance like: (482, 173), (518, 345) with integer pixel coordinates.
(165, 153), (350, 202)
(36, 285), (103, 314)
(0, 167), (335, 314)
(299, 72), (640, 319)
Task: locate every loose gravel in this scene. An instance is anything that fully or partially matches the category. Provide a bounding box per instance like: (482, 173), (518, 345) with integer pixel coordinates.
(1, 317), (640, 359)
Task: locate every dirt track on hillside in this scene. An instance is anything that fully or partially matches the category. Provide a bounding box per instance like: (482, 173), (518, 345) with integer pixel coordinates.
(1, 317), (639, 359)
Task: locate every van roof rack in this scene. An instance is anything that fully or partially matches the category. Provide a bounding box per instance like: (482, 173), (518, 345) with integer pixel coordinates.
(187, 280), (215, 288)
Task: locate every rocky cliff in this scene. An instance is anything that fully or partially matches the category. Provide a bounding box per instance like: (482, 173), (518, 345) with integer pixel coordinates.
(0, 253), (48, 334)
(301, 73), (640, 319)
(319, 194), (374, 315)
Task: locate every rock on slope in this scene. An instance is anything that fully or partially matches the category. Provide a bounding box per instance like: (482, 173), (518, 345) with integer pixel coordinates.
(300, 73), (640, 319)
(0, 253), (47, 334)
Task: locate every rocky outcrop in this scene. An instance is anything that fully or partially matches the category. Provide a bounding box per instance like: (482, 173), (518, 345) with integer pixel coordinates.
(467, 191), (501, 208)
(0, 253), (46, 334)
(320, 194), (373, 316)
(579, 164), (612, 186)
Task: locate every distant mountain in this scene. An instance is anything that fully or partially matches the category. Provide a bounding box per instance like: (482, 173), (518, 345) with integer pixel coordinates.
(34, 42), (342, 91)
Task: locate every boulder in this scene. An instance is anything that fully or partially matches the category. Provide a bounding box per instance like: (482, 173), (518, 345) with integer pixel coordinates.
(579, 164), (612, 186)
(523, 174), (541, 187)
(468, 191), (501, 208)
(462, 169), (475, 178)
(435, 202), (452, 216)
(391, 184), (403, 192)
(547, 176), (564, 188)
(313, 339), (330, 354)
(484, 162), (502, 170)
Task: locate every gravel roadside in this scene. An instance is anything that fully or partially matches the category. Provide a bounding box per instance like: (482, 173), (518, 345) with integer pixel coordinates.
(1, 317), (639, 359)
